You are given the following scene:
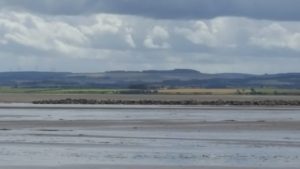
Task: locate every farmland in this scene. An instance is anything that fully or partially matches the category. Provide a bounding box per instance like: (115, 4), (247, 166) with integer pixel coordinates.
(1, 87), (300, 95)
(0, 87), (121, 94)
(158, 88), (300, 95)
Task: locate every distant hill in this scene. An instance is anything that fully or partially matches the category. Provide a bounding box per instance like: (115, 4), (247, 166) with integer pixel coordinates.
(0, 69), (299, 89)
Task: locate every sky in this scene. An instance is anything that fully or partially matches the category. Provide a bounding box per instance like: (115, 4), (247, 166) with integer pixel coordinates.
(0, 0), (300, 74)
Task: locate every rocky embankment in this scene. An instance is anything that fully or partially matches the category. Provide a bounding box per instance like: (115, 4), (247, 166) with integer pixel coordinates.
(32, 98), (300, 106)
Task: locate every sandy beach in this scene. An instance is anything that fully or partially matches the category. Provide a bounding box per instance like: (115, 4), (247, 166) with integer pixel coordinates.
(0, 104), (299, 168)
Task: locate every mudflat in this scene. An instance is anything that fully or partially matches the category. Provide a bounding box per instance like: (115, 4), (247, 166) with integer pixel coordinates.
(0, 104), (299, 168)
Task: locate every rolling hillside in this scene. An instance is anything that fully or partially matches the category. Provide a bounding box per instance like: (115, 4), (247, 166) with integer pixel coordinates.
(0, 69), (299, 89)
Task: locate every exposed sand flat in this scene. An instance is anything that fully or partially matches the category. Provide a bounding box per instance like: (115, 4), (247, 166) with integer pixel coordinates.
(1, 93), (300, 103)
(1, 120), (300, 131)
(3, 165), (300, 169)
(0, 104), (300, 168)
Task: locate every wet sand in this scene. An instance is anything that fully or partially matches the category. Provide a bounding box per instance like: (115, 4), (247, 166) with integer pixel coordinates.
(0, 104), (300, 168)
(3, 165), (299, 169)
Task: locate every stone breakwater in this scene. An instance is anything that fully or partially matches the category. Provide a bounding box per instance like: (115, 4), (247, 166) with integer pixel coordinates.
(32, 98), (300, 106)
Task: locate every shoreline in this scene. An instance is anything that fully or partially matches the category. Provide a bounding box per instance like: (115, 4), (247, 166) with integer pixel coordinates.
(33, 98), (300, 106)
(1, 93), (300, 107)
(2, 103), (300, 110)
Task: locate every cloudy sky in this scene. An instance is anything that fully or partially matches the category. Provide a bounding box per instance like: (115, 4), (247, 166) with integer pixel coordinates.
(0, 0), (300, 74)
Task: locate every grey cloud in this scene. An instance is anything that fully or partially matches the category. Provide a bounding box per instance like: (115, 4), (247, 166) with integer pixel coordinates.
(1, 0), (300, 21)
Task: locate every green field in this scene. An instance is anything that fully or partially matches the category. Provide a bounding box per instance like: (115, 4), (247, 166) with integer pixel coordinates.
(158, 88), (237, 95)
(0, 87), (122, 94)
(159, 88), (300, 95)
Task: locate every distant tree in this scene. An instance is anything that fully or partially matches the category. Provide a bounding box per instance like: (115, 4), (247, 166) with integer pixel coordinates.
(250, 88), (257, 95)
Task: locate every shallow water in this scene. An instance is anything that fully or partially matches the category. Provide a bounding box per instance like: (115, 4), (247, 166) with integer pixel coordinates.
(0, 104), (299, 168)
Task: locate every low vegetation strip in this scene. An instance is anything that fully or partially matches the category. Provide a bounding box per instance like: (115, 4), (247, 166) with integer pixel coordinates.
(2, 87), (300, 95)
(33, 98), (300, 106)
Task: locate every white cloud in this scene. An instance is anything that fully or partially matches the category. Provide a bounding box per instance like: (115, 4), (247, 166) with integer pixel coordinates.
(0, 11), (88, 55)
(0, 11), (138, 58)
(250, 23), (300, 51)
(175, 21), (217, 47)
(174, 17), (254, 49)
(144, 26), (171, 49)
(0, 10), (300, 73)
(123, 27), (136, 48)
(125, 33), (136, 48)
(79, 14), (123, 35)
